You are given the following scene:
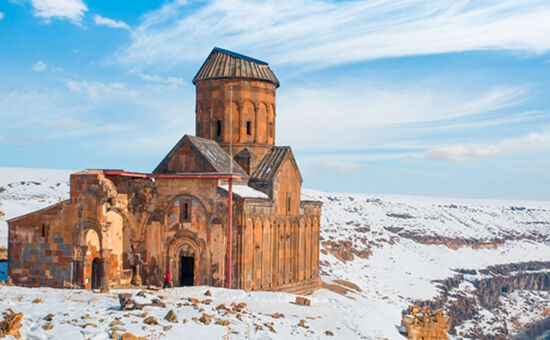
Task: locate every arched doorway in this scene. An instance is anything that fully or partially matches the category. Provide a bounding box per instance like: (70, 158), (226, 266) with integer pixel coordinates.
(81, 227), (102, 290)
(179, 250), (194, 286)
(169, 238), (200, 287)
(91, 258), (100, 290)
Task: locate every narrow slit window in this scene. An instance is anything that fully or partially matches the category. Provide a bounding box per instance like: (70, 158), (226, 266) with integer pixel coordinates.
(180, 200), (191, 222)
(216, 120), (222, 137)
(41, 224), (46, 238)
(287, 196), (291, 213)
(246, 121), (252, 135)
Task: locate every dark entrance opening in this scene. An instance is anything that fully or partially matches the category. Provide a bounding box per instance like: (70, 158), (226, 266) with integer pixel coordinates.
(91, 258), (100, 290)
(179, 256), (194, 286)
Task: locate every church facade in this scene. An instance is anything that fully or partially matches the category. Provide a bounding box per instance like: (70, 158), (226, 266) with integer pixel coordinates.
(7, 48), (322, 294)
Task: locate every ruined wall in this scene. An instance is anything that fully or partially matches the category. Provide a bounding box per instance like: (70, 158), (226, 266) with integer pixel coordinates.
(8, 199), (74, 288)
(8, 170), (117, 288)
(401, 306), (450, 340)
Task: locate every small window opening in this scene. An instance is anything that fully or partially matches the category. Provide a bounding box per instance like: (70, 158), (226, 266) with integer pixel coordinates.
(287, 196), (291, 213)
(246, 121), (252, 135)
(180, 200), (191, 222)
(41, 224), (46, 238)
(215, 120), (222, 137)
(268, 122), (273, 138)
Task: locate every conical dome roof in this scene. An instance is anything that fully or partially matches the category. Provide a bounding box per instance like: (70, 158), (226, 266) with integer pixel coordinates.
(192, 47), (279, 87)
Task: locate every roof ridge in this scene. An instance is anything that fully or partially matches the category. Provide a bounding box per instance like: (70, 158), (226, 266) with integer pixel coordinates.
(213, 47), (268, 65)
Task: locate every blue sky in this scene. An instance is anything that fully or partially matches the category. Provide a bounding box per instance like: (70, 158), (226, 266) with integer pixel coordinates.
(1, 0), (550, 200)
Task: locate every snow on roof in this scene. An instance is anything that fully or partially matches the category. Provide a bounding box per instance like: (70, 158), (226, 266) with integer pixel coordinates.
(218, 185), (269, 199)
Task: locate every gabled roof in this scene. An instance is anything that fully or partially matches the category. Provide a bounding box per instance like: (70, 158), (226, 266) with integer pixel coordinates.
(234, 147), (257, 160)
(153, 135), (247, 176)
(192, 47), (280, 88)
(250, 146), (302, 183)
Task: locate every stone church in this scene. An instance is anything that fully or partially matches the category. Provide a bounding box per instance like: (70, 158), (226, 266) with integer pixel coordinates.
(8, 48), (322, 294)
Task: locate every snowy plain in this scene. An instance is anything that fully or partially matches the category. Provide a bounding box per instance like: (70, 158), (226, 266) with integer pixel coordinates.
(1, 167), (549, 339)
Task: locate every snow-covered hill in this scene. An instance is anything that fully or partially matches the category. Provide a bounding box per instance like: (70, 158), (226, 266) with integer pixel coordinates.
(0, 167), (71, 245)
(1, 167), (549, 339)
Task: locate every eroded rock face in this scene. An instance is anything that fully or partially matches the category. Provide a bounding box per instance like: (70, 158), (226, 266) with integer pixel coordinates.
(321, 240), (372, 262)
(400, 305), (450, 340)
(414, 261), (550, 339)
(384, 227), (549, 250)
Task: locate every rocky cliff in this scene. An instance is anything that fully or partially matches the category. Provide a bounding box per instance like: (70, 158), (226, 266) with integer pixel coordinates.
(415, 261), (550, 339)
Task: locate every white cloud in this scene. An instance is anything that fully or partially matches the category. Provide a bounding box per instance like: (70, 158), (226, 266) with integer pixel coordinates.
(66, 80), (136, 100)
(0, 12), (5, 20)
(133, 72), (185, 90)
(0, 89), (135, 144)
(55, 117), (88, 128)
(93, 14), (130, 30)
(32, 61), (47, 72)
(116, 0), (550, 68)
(319, 160), (368, 174)
(31, 0), (88, 23)
(276, 80), (530, 151)
(424, 132), (550, 162)
(51, 123), (130, 138)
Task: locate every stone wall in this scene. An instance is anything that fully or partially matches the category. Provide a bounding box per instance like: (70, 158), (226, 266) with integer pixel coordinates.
(9, 233), (73, 288)
(195, 78), (276, 161)
(8, 170), (322, 295)
(401, 305), (450, 340)
(235, 200), (322, 293)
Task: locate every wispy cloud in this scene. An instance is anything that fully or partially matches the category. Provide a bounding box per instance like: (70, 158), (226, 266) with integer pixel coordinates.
(30, 0), (88, 24)
(115, 0), (550, 68)
(32, 61), (47, 72)
(424, 132), (550, 162)
(66, 80), (136, 100)
(55, 117), (89, 128)
(0, 11), (5, 20)
(319, 160), (369, 174)
(51, 123), (131, 138)
(277, 81), (530, 150)
(93, 14), (130, 31)
(0, 89), (135, 145)
(132, 72), (185, 91)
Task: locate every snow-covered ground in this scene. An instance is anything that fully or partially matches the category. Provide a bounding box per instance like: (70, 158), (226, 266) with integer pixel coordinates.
(1, 167), (549, 339)
(0, 285), (370, 340)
